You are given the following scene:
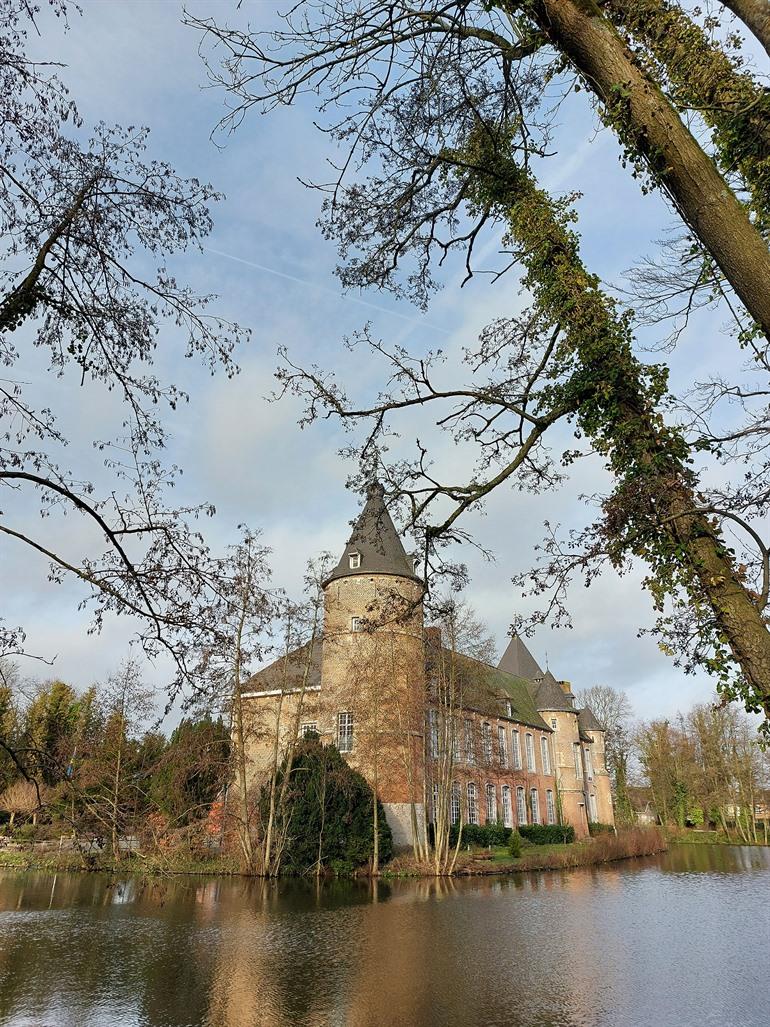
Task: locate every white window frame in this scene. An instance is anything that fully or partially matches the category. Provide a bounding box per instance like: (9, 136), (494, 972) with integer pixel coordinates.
(574, 743), (583, 779)
(482, 722), (493, 764)
(337, 711), (354, 753)
(467, 782), (479, 825)
(486, 782), (497, 824)
(432, 783), (440, 824)
(502, 785), (513, 828)
(452, 719), (462, 762)
(585, 746), (594, 780)
(428, 709), (439, 759)
(512, 730), (522, 770)
(498, 726), (508, 768)
(450, 781), (462, 825)
(516, 786), (527, 826)
(589, 793), (598, 822)
(550, 718), (557, 730)
(349, 551), (361, 569)
(299, 722), (318, 738)
(351, 616), (364, 632)
(465, 718), (475, 764)
(530, 788), (541, 825)
(541, 735), (551, 775)
(525, 732), (536, 772)
(546, 789), (556, 825)
(505, 700), (513, 718)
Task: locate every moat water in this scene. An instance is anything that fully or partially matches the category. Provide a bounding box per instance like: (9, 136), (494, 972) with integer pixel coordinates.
(0, 844), (767, 1027)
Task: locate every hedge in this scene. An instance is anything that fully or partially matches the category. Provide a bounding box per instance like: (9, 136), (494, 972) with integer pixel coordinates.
(448, 822), (513, 847)
(518, 823), (575, 845)
(588, 822), (615, 836)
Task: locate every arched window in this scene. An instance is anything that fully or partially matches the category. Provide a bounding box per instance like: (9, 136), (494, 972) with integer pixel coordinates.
(498, 726), (508, 767)
(450, 782), (461, 825)
(501, 785), (513, 828)
(530, 788), (541, 825)
(486, 783), (497, 824)
(512, 731), (522, 770)
(525, 733), (536, 771)
(516, 786), (527, 826)
(541, 735), (551, 775)
(467, 782), (479, 825)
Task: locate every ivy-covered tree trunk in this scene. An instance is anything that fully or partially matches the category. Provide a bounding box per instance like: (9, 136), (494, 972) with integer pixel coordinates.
(524, 0), (770, 338)
(463, 131), (770, 716)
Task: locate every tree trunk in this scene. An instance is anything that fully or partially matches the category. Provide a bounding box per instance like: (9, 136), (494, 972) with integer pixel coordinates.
(528, 0), (770, 339)
(721, 0), (770, 58)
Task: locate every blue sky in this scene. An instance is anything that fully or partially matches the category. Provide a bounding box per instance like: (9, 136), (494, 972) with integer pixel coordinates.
(4, 0), (748, 722)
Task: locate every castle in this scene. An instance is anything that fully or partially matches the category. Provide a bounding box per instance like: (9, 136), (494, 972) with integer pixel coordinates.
(242, 483), (614, 848)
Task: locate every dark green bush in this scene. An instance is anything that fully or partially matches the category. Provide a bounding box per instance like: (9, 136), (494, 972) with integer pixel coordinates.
(508, 830), (522, 858)
(262, 737), (392, 875)
(519, 823), (575, 845)
(588, 822), (615, 836)
(448, 822), (513, 847)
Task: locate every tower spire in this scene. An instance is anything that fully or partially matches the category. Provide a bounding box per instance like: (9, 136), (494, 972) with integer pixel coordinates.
(322, 483), (421, 587)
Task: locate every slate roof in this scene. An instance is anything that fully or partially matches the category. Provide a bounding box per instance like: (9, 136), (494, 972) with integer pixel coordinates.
(578, 707), (603, 733)
(241, 638), (322, 694)
(428, 645), (551, 731)
(497, 634), (544, 680)
(323, 481), (422, 588)
(532, 670), (577, 713)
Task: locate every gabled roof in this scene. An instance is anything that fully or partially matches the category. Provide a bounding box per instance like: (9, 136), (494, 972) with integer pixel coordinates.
(323, 481), (422, 588)
(532, 670), (577, 713)
(241, 638), (322, 694)
(428, 645), (551, 731)
(497, 634), (544, 681)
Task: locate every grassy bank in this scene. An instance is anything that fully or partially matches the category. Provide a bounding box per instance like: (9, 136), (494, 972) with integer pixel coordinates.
(665, 827), (770, 847)
(0, 827), (667, 879)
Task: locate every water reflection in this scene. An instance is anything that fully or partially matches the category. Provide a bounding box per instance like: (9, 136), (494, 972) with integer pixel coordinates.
(0, 845), (768, 1027)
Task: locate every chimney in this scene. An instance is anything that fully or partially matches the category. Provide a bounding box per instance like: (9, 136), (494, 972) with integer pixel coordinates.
(558, 680), (574, 696)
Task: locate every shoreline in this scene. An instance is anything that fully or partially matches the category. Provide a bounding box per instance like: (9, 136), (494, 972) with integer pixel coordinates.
(0, 828), (668, 881)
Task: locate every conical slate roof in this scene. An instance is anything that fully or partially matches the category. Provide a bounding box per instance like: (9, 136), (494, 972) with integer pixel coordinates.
(497, 634), (544, 681)
(578, 707), (603, 732)
(323, 482), (422, 587)
(533, 669), (577, 713)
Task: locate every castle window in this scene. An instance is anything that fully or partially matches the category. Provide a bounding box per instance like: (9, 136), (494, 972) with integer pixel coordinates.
(589, 793), (598, 822)
(530, 788), (541, 825)
(505, 700), (513, 718)
(574, 743), (583, 779)
(432, 783), (440, 824)
(498, 726), (508, 768)
(452, 719), (462, 762)
(464, 718), (475, 764)
(351, 617), (364, 632)
(551, 718), (557, 730)
(486, 783), (497, 824)
(428, 709), (439, 759)
(337, 712), (354, 752)
(450, 782), (461, 825)
(349, 552), (361, 569)
(525, 733), (535, 772)
(482, 722), (493, 764)
(501, 785), (513, 828)
(546, 789), (556, 825)
(516, 786), (527, 826)
(585, 746), (594, 780)
(467, 782), (479, 825)
(541, 736), (551, 775)
(300, 722), (318, 738)
(512, 730), (522, 770)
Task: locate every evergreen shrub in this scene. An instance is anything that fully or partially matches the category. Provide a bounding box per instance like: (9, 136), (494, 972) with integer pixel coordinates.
(588, 822), (615, 836)
(263, 737), (392, 875)
(508, 830), (522, 858)
(519, 823), (575, 845)
(448, 822), (513, 847)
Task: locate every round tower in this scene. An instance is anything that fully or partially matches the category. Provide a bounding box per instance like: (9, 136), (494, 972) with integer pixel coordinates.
(320, 482), (426, 848)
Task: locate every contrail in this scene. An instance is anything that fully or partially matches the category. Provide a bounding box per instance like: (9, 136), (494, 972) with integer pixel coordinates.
(204, 246), (451, 335)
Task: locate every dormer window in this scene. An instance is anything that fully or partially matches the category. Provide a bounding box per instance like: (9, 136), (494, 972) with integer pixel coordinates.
(505, 700), (513, 718)
(349, 551), (361, 569)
